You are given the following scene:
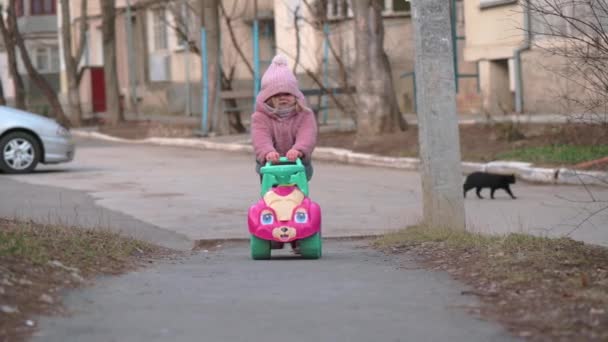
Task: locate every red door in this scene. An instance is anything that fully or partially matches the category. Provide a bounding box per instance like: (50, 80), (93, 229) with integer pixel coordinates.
(91, 67), (106, 112)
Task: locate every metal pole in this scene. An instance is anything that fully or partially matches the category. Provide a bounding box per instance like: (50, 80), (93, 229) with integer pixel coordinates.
(450, 0), (459, 93)
(411, 0), (465, 230)
(212, 27), (222, 129)
(125, 0), (138, 115)
(253, 0), (260, 109)
(184, 0), (191, 116)
(476, 61), (480, 92)
(201, 27), (209, 136)
(412, 72), (417, 113)
(322, 22), (329, 125)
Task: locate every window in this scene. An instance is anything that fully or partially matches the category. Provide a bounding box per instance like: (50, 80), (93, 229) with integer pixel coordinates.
(31, 0), (56, 15)
(33, 45), (59, 73)
(384, 0), (410, 14)
(15, 0), (24, 17)
(327, 0), (352, 19)
(530, 2), (598, 41)
(391, 0), (410, 13)
(35, 48), (48, 72)
(327, 0), (410, 20)
(479, 0), (517, 10)
(153, 7), (168, 50)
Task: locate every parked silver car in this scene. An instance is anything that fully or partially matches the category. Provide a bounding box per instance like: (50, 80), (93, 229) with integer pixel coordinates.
(0, 106), (75, 174)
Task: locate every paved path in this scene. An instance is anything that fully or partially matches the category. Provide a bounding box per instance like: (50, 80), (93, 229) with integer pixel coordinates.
(3, 137), (607, 248)
(30, 240), (516, 342)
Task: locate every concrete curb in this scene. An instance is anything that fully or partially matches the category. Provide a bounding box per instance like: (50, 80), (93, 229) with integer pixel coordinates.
(73, 130), (254, 153)
(72, 130), (608, 187)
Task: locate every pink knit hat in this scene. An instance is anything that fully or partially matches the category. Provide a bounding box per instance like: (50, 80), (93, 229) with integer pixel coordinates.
(256, 55), (305, 104)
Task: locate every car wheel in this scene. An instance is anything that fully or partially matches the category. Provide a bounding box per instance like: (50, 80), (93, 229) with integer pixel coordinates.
(0, 131), (41, 174)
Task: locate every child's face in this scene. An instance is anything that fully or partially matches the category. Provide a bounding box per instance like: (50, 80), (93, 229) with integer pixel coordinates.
(269, 93), (296, 109)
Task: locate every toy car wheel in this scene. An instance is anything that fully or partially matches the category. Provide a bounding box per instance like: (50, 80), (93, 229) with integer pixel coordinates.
(299, 232), (321, 259)
(250, 235), (271, 260)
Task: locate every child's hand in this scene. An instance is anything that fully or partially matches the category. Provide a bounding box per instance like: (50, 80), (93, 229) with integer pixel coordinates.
(265, 151), (280, 163)
(286, 149), (302, 161)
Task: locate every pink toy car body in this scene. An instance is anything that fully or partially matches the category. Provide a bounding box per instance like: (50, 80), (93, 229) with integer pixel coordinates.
(248, 185), (321, 243)
(248, 157), (322, 259)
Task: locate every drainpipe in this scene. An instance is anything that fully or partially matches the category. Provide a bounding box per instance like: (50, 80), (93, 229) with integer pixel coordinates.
(514, 1), (532, 113)
(322, 22), (329, 125)
(253, 0), (260, 109)
(200, 27), (209, 136)
(183, 0), (191, 117)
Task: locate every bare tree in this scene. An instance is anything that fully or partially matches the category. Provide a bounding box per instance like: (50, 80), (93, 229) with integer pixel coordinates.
(219, 0), (354, 130)
(302, 0), (355, 104)
(522, 0), (608, 125)
(281, 1), (357, 123)
(293, 4), (301, 74)
(163, 1), (246, 133)
(101, 0), (124, 125)
(8, 0), (71, 126)
(219, 1), (253, 75)
(60, 0), (88, 126)
(351, 0), (407, 141)
(217, 1), (248, 133)
(0, 4), (25, 109)
(516, 1), (608, 238)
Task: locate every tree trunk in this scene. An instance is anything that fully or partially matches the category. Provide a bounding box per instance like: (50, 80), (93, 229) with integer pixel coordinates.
(0, 4), (25, 109)
(352, 0), (406, 141)
(201, 0), (227, 134)
(0, 78), (6, 105)
(101, 0), (124, 125)
(9, 0), (71, 126)
(217, 3), (249, 134)
(60, 0), (86, 126)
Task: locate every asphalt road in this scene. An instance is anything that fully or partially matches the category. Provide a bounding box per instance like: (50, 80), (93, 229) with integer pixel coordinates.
(2, 137), (607, 248)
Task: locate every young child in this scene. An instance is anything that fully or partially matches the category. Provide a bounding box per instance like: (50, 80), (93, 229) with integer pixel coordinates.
(251, 55), (317, 181)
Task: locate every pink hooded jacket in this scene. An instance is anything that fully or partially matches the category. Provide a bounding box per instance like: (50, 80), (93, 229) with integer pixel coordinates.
(251, 55), (318, 164)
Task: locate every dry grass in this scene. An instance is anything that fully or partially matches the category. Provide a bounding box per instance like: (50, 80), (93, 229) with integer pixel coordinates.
(0, 218), (175, 341)
(375, 226), (608, 341)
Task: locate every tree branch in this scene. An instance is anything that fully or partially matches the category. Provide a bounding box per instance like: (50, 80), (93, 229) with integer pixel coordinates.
(219, 1), (254, 76)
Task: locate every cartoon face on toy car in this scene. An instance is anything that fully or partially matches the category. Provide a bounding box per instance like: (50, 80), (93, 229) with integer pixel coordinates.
(272, 226), (297, 241)
(248, 186), (321, 242)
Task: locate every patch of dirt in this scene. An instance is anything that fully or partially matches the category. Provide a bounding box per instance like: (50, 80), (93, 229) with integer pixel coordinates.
(377, 231), (608, 341)
(0, 218), (180, 342)
(319, 123), (608, 166)
(98, 121), (199, 140)
(574, 157), (608, 171)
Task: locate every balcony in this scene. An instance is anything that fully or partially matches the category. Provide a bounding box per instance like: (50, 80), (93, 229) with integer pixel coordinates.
(17, 15), (57, 35)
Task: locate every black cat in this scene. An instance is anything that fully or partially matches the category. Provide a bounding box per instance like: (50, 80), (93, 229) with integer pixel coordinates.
(463, 172), (517, 199)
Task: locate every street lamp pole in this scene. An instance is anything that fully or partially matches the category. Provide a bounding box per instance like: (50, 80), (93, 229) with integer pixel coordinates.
(411, 0), (465, 230)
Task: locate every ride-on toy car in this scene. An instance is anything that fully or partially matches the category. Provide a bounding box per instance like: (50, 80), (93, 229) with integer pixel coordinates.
(248, 157), (322, 260)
